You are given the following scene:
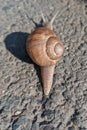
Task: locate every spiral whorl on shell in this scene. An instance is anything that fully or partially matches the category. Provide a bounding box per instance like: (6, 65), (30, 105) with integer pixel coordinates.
(26, 12), (64, 96)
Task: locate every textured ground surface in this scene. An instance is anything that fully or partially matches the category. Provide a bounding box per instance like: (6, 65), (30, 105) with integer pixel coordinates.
(0, 0), (87, 130)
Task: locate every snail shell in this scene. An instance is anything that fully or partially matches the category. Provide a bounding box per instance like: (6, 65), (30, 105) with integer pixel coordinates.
(26, 12), (64, 96)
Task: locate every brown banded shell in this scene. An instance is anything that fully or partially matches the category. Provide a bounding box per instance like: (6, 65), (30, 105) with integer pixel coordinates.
(26, 27), (64, 67)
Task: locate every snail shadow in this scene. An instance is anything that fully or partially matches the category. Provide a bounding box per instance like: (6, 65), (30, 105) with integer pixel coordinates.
(4, 32), (30, 63)
(4, 31), (42, 89)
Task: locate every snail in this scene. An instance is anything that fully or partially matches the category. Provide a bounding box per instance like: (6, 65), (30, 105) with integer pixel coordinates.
(26, 11), (64, 96)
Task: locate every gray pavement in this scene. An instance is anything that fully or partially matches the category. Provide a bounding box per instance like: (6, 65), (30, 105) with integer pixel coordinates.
(0, 0), (87, 130)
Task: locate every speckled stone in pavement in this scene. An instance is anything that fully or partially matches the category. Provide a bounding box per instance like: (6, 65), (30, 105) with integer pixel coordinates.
(0, 0), (87, 130)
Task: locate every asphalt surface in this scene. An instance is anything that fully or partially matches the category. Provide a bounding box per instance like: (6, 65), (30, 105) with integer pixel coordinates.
(0, 0), (87, 130)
